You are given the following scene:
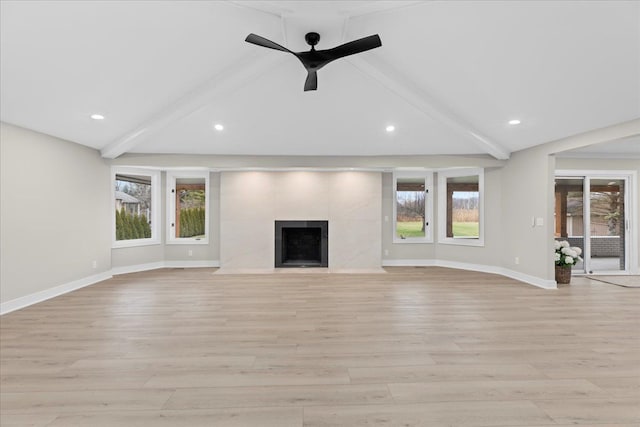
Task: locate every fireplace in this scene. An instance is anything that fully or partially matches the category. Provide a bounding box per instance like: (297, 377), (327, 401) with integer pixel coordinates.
(275, 221), (328, 268)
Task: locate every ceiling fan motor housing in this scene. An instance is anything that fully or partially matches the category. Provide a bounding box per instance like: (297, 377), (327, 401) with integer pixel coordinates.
(305, 32), (320, 47)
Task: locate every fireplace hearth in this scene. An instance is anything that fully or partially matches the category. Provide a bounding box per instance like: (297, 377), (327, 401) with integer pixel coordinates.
(275, 221), (328, 268)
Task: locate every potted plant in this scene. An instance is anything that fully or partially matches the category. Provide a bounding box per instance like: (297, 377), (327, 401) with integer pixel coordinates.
(554, 240), (582, 284)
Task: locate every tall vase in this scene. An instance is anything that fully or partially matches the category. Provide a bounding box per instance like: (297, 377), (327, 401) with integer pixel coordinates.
(555, 265), (572, 284)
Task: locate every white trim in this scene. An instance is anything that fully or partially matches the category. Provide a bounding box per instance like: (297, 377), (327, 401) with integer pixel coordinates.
(166, 170), (210, 245)
(497, 267), (557, 289)
(556, 170), (638, 177)
(630, 170), (638, 275)
(111, 166), (508, 173)
(216, 167), (392, 172)
(556, 152), (640, 160)
(392, 171), (434, 243)
(2, 261), (222, 314)
(111, 260), (220, 275)
(112, 167), (162, 248)
(110, 261), (166, 276)
(437, 168), (485, 246)
(164, 260), (220, 268)
(382, 259), (437, 267)
(0, 271), (113, 315)
(382, 259), (557, 289)
(584, 176), (592, 274)
(112, 239), (162, 249)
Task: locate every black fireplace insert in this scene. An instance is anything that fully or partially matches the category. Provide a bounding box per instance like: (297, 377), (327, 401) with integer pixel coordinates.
(275, 221), (328, 268)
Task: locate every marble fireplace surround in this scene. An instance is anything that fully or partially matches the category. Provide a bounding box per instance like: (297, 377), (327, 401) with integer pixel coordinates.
(218, 171), (383, 273)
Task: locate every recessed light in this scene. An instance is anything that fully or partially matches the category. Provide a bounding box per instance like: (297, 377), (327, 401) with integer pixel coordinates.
(508, 119), (521, 125)
(214, 124), (224, 131)
(90, 114), (105, 120)
(385, 125), (395, 132)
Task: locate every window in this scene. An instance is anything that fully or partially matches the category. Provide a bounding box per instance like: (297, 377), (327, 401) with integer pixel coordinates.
(112, 168), (160, 247)
(438, 168), (484, 246)
(393, 172), (433, 243)
(167, 171), (209, 244)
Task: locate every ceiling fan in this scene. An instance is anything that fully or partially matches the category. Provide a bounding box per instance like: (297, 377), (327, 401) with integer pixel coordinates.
(245, 32), (382, 91)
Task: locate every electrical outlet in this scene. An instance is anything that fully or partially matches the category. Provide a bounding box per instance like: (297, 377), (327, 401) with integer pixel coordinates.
(188, 250), (193, 257)
(384, 249), (389, 256)
(92, 260), (97, 269)
(514, 257), (520, 265)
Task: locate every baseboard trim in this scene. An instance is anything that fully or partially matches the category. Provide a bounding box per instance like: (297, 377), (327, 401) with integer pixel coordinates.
(164, 260), (220, 269)
(2, 261), (221, 315)
(498, 267), (557, 290)
(382, 259), (437, 267)
(112, 260), (220, 275)
(111, 261), (165, 276)
(0, 271), (113, 315)
(382, 259), (557, 289)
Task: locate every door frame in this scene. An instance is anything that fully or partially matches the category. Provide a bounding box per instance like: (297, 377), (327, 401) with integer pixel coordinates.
(555, 170), (638, 275)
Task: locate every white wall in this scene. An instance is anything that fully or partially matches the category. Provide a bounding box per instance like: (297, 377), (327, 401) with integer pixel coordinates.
(0, 122), (111, 304)
(501, 146), (556, 281)
(220, 171), (382, 270)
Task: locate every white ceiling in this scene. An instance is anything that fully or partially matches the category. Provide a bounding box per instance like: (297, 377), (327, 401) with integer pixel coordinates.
(1, 1), (639, 159)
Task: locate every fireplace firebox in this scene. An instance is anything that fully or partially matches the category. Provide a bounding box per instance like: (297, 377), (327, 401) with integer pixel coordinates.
(275, 221), (328, 268)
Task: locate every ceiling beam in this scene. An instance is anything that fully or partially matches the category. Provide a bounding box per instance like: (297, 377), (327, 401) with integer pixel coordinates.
(347, 1), (427, 20)
(101, 53), (283, 159)
(347, 55), (511, 160)
(225, 1), (291, 18)
(541, 118), (640, 155)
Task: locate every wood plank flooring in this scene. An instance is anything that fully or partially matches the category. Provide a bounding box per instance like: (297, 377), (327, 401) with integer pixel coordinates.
(1, 267), (639, 426)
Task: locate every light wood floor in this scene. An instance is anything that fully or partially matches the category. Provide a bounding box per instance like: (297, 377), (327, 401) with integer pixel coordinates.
(1, 267), (639, 427)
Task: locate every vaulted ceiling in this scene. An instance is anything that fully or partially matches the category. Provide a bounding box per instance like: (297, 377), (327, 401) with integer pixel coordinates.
(1, 1), (639, 159)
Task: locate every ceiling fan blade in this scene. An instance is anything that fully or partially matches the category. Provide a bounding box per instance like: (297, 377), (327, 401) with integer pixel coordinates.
(304, 70), (318, 91)
(245, 33), (292, 53)
(326, 34), (382, 60)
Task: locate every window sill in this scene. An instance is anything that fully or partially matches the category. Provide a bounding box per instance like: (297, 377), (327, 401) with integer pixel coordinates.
(112, 238), (161, 249)
(393, 238), (434, 244)
(438, 238), (485, 247)
(166, 238), (209, 245)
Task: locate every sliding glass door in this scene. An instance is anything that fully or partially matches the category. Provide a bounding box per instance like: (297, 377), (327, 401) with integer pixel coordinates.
(555, 174), (630, 274)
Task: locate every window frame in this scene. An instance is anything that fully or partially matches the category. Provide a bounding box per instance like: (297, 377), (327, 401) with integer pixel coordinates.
(437, 168), (485, 247)
(166, 170), (210, 245)
(112, 167), (161, 248)
(392, 171), (434, 244)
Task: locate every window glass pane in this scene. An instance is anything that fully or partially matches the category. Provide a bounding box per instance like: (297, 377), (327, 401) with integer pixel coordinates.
(115, 174), (152, 241)
(590, 178), (624, 271)
(447, 175), (479, 238)
(175, 177), (206, 239)
(396, 177), (425, 239)
(554, 177), (585, 272)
